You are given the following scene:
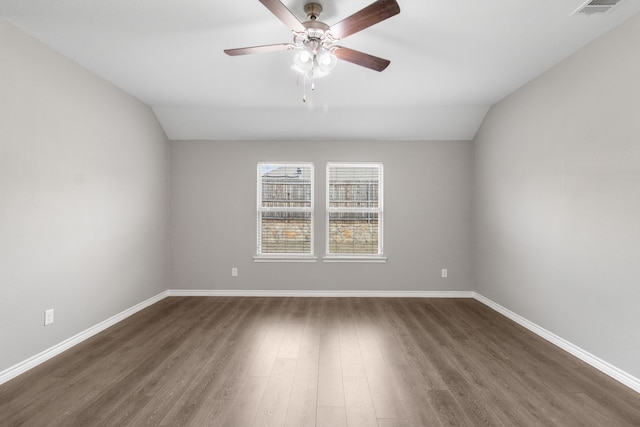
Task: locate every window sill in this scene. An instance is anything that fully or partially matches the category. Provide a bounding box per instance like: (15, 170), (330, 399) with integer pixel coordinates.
(254, 255), (318, 263)
(323, 255), (387, 263)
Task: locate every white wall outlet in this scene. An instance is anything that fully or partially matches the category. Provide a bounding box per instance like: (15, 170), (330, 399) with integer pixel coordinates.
(441, 269), (448, 278)
(231, 267), (238, 277)
(44, 308), (54, 326)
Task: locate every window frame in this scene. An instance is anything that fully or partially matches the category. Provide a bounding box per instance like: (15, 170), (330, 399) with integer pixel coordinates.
(255, 162), (316, 262)
(324, 162), (386, 263)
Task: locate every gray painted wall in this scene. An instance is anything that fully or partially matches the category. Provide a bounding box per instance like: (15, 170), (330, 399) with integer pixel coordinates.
(169, 140), (473, 293)
(0, 20), (169, 371)
(3, 9), (638, 389)
(474, 14), (640, 378)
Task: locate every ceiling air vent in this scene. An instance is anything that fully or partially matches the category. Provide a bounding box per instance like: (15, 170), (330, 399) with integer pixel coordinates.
(574, 0), (624, 15)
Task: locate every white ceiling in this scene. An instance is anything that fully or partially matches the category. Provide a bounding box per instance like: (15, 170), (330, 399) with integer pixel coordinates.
(2, 0), (640, 140)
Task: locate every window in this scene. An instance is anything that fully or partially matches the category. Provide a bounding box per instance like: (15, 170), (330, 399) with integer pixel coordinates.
(256, 163), (315, 260)
(326, 163), (384, 261)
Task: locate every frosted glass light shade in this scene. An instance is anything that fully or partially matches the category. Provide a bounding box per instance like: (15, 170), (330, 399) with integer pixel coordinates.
(293, 47), (314, 72)
(317, 49), (337, 74)
(292, 46), (337, 78)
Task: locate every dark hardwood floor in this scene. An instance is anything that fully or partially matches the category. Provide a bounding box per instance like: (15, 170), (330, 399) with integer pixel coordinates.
(1, 297), (639, 426)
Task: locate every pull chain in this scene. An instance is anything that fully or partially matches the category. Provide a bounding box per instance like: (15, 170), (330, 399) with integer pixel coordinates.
(303, 74), (307, 102)
(301, 71), (316, 103)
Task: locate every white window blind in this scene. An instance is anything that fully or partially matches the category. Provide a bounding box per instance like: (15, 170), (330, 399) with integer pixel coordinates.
(257, 163), (314, 256)
(326, 163), (383, 256)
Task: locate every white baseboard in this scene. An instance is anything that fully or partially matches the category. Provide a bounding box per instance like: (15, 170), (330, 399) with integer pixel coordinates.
(167, 289), (475, 298)
(3, 289), (638, 396)
(0, 290), (168, 386)
(472, 292), (640, 394)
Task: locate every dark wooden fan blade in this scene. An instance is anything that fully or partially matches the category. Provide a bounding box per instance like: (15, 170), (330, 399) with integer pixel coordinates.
(334, 46), (390, 72)
(224, 43), (294, 56)
(330, 0), (400, 40)
(259, 0), (306, 32)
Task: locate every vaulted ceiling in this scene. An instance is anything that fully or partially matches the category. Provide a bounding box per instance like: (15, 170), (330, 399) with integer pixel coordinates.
(2, 0), (639, 140)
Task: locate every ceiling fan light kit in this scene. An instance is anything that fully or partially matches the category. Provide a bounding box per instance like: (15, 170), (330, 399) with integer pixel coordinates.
(224, 0), (401, 101)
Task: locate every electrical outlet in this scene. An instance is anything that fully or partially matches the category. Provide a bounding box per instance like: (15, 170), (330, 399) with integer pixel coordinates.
(441, 269), (448, 278)
(44, 309), (54, 326)
(231, 267), (238, 277)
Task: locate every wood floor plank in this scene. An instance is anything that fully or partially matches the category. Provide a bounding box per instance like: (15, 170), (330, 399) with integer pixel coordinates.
(316, 299), (345, 408)
(299, 297), (322, 348)
(316, 406), (347, 427)
(426, 389), (469, 426)
(343, 376), (378, 427)
(246, 299), (292, 377)
(425, 299), (619, 425)
(353, 300), (406, 420)
(395, 299), (505, 426)
(116, 299), (250, 427)
(1, 297), (214, 427)
(109, 298), (256, 426)
(277, 299), (306, 359)
(358, 299), (409, 373)
(284, 344), (319, 427)
(400, 299), (542, 424)
(570, 367), (640, 426)
(211, 297), (276, 401)
(358, 336), (405, 419)
(376, 418), (411, 427)
(337, 300), (367, 378)
(156, 303), (265, 426)
(317, 332), (345, 407)
(57, 298), (237, 427)
(2, 297), (639, 427)
(182, 397), (225, 427)
(373, 298), (448, 390)
(564, 391), (639, 427)
(438, 299), (585, 395)
(213, 375), (269, 427)
(388, 364), (445, 426)
(251, 357), (297, 427)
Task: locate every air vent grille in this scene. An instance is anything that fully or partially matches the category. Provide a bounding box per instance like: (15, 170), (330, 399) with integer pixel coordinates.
(588, 0), (621, 5)
(574, 0), (624, 15)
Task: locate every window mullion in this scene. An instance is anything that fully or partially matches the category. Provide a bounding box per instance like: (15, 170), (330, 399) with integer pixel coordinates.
(327, 207), (380, 213)
(259, 206), (314, 213)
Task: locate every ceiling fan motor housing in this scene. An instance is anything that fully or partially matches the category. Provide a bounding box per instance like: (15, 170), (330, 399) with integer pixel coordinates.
(305, 21), (329, 39)
(304, 3), (323, 20)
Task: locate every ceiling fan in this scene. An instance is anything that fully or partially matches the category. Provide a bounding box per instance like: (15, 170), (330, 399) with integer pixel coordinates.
(224, 0), (401, 79)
